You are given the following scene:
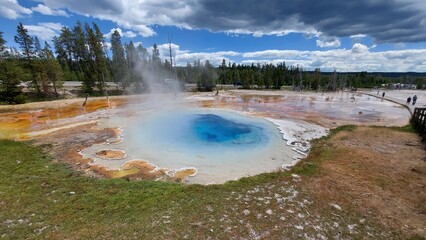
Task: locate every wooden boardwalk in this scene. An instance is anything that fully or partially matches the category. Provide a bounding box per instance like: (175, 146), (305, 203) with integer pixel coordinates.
(412, 108), (426, 142)
(358, 90), (425, 144)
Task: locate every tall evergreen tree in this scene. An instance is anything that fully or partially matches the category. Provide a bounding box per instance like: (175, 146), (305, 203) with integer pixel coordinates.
(14, 22), (41, 93)
(84, 22), (110, 94)
(0, 59), (24, 103)
(152, 44), (160, 63)
(125, 41), (144, 90)
(72, 20), (89, 79)
(33, 36), (42, 58)
(110, 30), (129, 90)
(137, 43), (149, 63)
(0, 31), (6, 62)
(14, 23), (34, 61)
(44, 41), (63, 97)
(197, 60), (216, 91)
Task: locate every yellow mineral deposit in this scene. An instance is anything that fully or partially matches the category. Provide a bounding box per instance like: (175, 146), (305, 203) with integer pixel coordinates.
(0, 98), (128, 139)
(111, 167), (140, 179)
(110, 160), (164, 180)
(95, 149), (126, 160)
(170, 168), (198, 182)
(108, 160), (197, 182)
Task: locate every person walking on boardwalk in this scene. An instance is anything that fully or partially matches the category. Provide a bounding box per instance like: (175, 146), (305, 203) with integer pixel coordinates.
(412, 95), (417, 105)
(407, 96), (411, 105)
(382, 92), (385, 98)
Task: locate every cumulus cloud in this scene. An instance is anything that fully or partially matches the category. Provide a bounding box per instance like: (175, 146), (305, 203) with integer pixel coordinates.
(6, 0), (426, 43)
(176, 50), (241, 67)
(31, 4), (69, 17)
(350, 34), (367, 38)
(140, 41), (425, 72)
(239, 44), (426, 72)
(105, 28), (137, 39)
(316, 38), (341, 48)
(150, 43), (239, 66)
(351, 43), (369, 53)
(0, 0), (32, 19)
(24, 22), (63, 41)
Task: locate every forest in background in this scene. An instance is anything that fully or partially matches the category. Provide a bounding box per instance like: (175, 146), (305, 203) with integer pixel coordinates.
(1, 21), (425, 104)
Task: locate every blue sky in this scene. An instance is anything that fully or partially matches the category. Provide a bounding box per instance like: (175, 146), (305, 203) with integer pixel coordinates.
(1, 0), (426, 72)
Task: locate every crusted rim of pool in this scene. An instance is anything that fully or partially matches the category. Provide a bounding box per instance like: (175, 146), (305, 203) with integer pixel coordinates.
(81, 108), (325, 184)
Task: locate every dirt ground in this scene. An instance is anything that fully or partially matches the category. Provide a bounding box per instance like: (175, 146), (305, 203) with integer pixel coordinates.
(301, 126), (426, 237)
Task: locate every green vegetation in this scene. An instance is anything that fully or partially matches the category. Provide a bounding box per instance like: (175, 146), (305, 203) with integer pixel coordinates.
(1, 128), (397, 239)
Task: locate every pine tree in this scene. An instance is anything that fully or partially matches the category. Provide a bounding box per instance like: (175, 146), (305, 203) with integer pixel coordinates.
(137, 43), (149, 63)
(14, 22), (40, 93)
(125, 41), (142, 90)
(44, 41), (63, 97)
(14, 23), (34, 61)
(197, 60), (216, 91)
(0, 59), (24, 103)
(110, 30), (129, 90)
(84, 22), (110, 94)
(34, 36), (42, 58)
(72, 21), (89, 79)
(0, 31), (6, 62)
(152, 44), (161, 63)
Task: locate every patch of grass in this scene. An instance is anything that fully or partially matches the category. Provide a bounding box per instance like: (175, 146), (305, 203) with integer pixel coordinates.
(290, 125), (357, 176)
(0, 136), (406, 239)
(328, 125), (357, 137)
(407, 234), (426, 240)
(0, 140), (190, 238)
(371, 124), (417, 133)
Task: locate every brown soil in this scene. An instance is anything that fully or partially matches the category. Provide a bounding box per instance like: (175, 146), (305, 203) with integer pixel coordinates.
(301, 126), (426, 237)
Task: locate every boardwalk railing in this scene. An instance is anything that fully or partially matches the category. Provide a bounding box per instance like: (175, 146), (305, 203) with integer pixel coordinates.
(412, 108), (426, 142)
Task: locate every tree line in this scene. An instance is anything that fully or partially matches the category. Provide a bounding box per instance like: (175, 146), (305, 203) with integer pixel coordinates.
(1, 21), (425, 104)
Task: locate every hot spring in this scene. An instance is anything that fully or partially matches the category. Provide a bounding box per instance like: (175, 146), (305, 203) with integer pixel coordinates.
(83, 108), (296, 184)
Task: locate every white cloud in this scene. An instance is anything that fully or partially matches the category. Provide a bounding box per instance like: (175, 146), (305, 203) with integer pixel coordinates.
(38, 22), (63, 31)
(104, 28), (138, 39)
(351, 43), (369, 53)
(80, 39), (426, 72)
(176, 51), (241, 67)
(127, 24), (156, 37)
(148, 42), (240, 66)
(350, 34), (367, 38)
(238, 44), (426, 72)
(0, 0), (32, 19)
(24, 22), (63, 42)
(316, 38), (341, 48)
(31, 4), (69, 17)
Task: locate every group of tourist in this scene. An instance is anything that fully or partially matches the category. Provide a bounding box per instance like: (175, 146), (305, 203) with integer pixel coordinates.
(406, 95), (418, 105)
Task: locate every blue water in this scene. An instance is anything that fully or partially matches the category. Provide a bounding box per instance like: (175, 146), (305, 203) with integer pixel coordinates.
(97, 109), (293, 184)
(192, 114), (261, 144)
(131, 110), (271, 150)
